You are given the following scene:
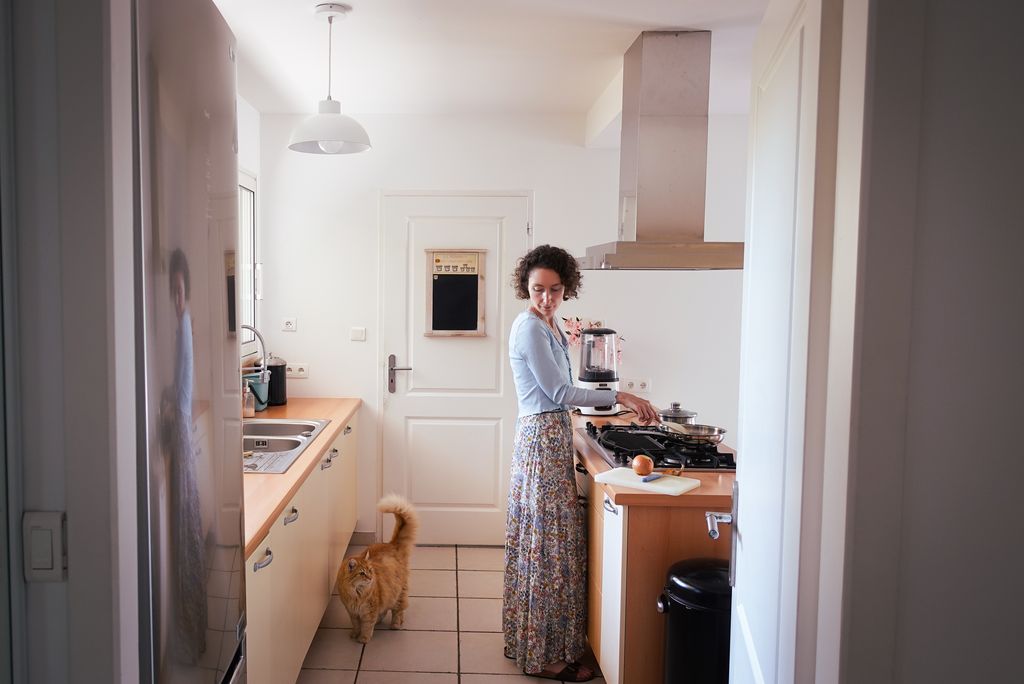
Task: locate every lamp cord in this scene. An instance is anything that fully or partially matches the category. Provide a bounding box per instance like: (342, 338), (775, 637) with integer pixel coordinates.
(327, 16), (334, 100)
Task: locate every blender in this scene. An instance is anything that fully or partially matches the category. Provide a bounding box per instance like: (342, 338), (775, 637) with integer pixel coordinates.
(577, 327), (620, 415)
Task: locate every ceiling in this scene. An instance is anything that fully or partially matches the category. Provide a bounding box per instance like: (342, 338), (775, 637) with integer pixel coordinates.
(213, 0), (767, 116)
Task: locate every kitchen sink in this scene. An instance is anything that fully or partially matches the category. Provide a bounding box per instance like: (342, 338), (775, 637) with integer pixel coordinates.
(243, 436), (304, 452)
(242, 418), (328, 438)
(242, 418), (330, 474)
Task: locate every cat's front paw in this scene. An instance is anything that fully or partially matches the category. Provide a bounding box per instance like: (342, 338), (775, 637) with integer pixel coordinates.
(349, 628), (361, 640)
(356, 630), (372, 644)
(391, 611), (405, 629)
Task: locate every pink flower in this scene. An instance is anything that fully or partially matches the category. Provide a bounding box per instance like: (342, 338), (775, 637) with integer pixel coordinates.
(561, 317), (625, 363)
(561, 316), (585, 347)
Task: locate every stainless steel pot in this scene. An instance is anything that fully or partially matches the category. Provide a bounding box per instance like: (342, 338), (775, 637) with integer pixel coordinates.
(659, 402), (697, 425)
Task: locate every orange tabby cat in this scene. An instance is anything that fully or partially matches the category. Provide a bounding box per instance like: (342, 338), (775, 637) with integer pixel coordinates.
(336, 494), (420, 643)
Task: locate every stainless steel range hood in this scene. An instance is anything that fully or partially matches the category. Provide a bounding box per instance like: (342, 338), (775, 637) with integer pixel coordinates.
(579, 31), (744, 270)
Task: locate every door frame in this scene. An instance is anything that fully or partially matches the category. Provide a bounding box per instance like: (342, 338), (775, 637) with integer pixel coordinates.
(374, 189), (534, 540)
(0, 0), (18, 677)
(736, 0), (863, 679)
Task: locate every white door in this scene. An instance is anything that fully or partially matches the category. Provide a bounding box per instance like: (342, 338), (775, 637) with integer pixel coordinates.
(731, 0), (838, 681)
(381, 193), (530, 544)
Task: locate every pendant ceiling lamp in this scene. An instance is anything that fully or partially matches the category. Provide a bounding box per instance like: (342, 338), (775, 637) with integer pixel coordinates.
(288, 3), (371, 155)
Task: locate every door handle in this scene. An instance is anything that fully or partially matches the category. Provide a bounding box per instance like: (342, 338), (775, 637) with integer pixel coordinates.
(388, 354), (412, 393)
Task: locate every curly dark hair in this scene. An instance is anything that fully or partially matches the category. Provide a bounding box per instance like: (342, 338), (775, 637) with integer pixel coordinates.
(511, 244), (582, 300)
(168, 248), (190, 300)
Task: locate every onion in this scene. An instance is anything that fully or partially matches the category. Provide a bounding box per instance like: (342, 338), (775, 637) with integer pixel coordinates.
(631, 454), (654, 476)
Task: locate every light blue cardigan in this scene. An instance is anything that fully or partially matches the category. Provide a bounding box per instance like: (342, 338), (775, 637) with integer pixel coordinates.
(508, 310), (616, 417)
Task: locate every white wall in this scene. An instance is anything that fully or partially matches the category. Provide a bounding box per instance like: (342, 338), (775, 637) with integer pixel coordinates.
(257, 112), (744, 533)
(559, 270), (742, 433)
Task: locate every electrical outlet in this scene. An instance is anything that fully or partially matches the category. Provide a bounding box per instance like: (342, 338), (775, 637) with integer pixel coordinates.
(638, 379), (652, 392)
(622, 379), (637, 391)
(282, 317), (297, 332)
(286, 362), (308, 379)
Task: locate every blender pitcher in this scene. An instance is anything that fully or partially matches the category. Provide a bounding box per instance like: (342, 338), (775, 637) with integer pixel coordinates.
(577, 328), (620, 415)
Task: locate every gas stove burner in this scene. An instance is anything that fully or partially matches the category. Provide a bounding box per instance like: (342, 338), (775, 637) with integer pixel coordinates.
(584, 422), (736, 472)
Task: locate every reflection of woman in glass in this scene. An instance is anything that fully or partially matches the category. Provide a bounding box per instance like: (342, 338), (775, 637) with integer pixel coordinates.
(165, 248), (207, 663)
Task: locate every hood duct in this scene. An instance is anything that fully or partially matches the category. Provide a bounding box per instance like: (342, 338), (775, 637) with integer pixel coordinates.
(579, 31), (744, 270)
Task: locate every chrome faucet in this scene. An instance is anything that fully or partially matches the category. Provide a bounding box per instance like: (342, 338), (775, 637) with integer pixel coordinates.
(241, 324), (269, 370)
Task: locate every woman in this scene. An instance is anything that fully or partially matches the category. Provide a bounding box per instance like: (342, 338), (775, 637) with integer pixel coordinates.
(504, 244), (658, 681)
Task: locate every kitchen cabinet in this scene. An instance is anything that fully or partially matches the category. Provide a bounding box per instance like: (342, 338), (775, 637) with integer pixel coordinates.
(578, 453), (732, 684)
(325, 415), (358, 592)
(245, 451), (329, 684)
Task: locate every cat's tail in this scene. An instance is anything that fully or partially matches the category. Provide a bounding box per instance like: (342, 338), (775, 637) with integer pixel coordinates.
(379, 494), (419, 555)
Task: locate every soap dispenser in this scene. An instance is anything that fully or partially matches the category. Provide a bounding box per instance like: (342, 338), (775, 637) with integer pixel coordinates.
(242, 382), (256, 418)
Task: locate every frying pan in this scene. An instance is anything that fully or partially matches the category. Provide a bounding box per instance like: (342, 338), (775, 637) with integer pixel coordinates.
(660, 421), (727, 445)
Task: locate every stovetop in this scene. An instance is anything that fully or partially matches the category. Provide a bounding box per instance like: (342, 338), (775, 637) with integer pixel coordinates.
(581, 422), (737, 472)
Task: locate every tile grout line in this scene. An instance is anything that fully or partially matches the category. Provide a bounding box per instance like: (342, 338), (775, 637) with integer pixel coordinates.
(352, 643), (364, 683)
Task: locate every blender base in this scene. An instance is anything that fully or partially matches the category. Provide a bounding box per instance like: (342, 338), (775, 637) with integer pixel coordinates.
(577, 380), (620, 415)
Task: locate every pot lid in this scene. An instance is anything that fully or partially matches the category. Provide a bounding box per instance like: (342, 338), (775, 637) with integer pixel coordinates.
(659, 402), (697, 419)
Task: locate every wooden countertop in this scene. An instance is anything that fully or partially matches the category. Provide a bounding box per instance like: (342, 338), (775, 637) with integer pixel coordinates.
(243, 397), (361, 558)
(572, 412), (735, 509)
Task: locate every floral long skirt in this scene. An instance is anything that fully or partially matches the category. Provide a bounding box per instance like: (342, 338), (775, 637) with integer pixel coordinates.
(503, 410), (587, 674)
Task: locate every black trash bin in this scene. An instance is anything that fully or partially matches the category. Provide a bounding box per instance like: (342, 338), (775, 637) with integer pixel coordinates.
(656, 558), (731, 684)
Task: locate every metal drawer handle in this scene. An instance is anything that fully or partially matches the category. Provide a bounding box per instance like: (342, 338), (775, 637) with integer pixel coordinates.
(320, 458), (333, 470)
(283, 507), (300, 525)
(253, 548), (273, 572)
(343, 425), (352, 435)
(603, 496), (618, 515)
(574, 462), (588, 474)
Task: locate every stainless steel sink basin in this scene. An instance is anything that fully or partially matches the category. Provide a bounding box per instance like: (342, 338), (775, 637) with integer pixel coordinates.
(241, 418), (331, 474)
(243, 436), (304, 452)
(242, 419), (327, 438)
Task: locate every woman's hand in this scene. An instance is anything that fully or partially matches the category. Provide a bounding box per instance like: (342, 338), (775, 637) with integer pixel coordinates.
(616, 391), (660, 424)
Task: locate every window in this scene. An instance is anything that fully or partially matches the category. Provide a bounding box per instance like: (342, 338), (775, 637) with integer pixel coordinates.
(238, 170), (260, 358)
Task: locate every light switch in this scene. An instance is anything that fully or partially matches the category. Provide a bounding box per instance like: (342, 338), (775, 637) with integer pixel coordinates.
(23, 511), (64, 582)
(350, 327), (367, 341)
(30, 528), (53, 570)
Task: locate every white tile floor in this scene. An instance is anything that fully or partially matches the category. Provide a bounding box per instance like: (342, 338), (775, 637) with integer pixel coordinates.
(298, 545), (605, 684)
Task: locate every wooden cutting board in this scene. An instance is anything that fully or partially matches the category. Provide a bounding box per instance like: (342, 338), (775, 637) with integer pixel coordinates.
(594, 467), (702, 495)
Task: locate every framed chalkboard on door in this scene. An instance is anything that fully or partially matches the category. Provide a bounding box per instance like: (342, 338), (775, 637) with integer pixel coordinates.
(425, 249), (486, 336)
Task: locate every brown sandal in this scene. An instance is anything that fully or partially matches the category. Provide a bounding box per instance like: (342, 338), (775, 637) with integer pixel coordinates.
(524, 662), (595, 682)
